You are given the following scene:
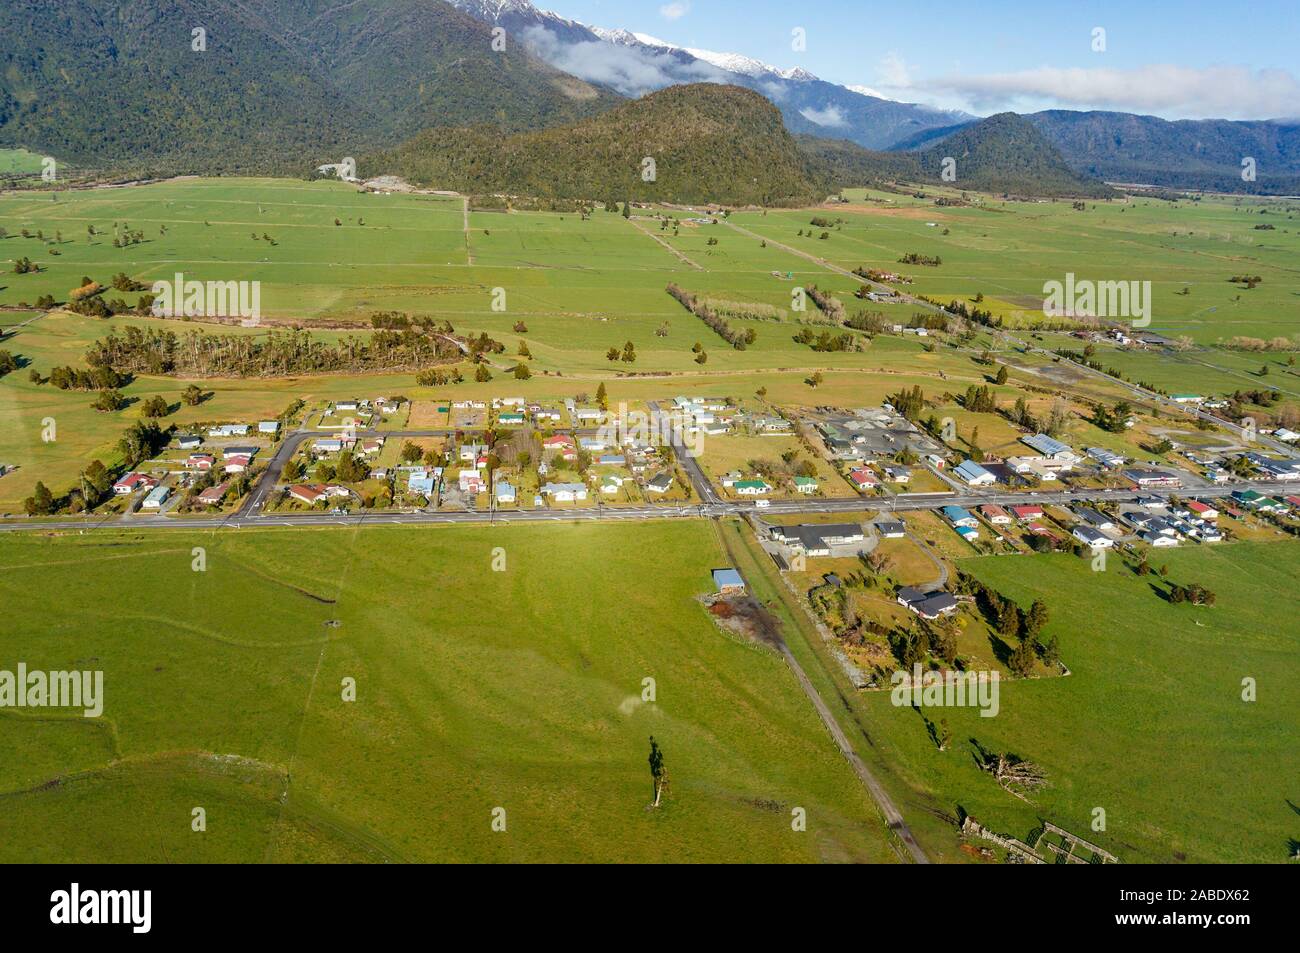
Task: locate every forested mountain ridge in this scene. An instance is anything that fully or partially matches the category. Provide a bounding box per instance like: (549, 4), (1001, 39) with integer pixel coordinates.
(364, 84), (823, 206)
(0, 0), (617, 177)
(800, 113), (1113, 198)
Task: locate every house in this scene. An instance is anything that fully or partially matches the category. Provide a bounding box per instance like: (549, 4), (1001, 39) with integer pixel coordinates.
(1007, 455), (1072, 481)
(289, 484), (327, 505)
(911, 592), (959, 620)
(954, 459), (996, 486)
(407, 470), (437, 496)
(573, 408), (604, 423)
(1275, 428), (1300, 443)
(141, 485), (170, 510)
(1171, 394), (1204, 404)
(113, 473), (157, 495)
(897, 587), (958, 619)
(1187, 501), (1218, 520)
(208, 424), (250, 438)
(793, 476), (818, 494)
(313, 438), (345, 455)
(848, 467), (880, 490)
(733, 479), (771, 496)
(459, 443), (487, 462)
(770, 523), (866, 556)
(1021, 434), (1079, 462)
(369, 467), (389, 481)
(1231, 489), (1263, 508)
(926, 454), (946, 470)
(498, 412), (525, 426)
(713, 569), (746, 595)
(1140, 530), (1179, 547)
(954, 525), (980, 542)
(186, 454), (216, 471)
(876, 520), (906, 539)
(197, 483), (228, 506)
(1010, 504), (1044, 522)
(646, 472), (673, 494)
(258, 420), (280, 435)
(177, 434), (202, 451)
(1072, 525), (1113, 548)
(334, 400), (359, 412)
(980, 504), (1012, 525)
(222, 446), (259, 459)
(598, 475), (625, 495)
(941, 505), (978, 528)
(223, 454), (252, 474)
(358, 438), (385, 456)
(459, 470), (486, 494)
(896, 587), (926, 608)
(541, 482), (587, 502)
(752, 415), (792, 434)
(1124, 468), (1182, 489)
(578, 437), (607, 452)
(882, 466), (911, 484)
(495, 481), (516, 504)
(543, 434), (575, 451)
(1075, 507), (1114, 530)
(1086, 446), (1125, 469)
(597, 454), (627, 466)
(288, 483), (348, 504)
(532, 408), (563, 423)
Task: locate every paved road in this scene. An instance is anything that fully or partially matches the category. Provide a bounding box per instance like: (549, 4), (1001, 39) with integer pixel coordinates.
(6, 475), (1297, 534)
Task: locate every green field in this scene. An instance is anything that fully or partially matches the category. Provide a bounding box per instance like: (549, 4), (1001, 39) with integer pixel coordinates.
(852, 539), (1300, 863)
(0, 148), (47, 175)
(0, 522), (899, 862)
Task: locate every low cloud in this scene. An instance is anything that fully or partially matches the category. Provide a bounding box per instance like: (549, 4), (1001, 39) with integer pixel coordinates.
(659, 1), (690, 20)
(877, 52), (915, 90)
(923, 65), (1300, 120)
(522, 25), (728, 97)
(799, 104), (847, 127)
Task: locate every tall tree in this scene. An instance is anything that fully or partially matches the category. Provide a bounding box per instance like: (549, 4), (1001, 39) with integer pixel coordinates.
(648, 736), (669, 808)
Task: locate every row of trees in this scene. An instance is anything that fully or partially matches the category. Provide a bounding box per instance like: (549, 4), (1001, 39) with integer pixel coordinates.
(84, 322), (467, 378)
(665, 284), (758, 350)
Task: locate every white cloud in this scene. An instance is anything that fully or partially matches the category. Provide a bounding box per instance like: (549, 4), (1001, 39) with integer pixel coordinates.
(876, 52), (915, 90)
(923, 65), (1300, 120)
(798, 104), (847, 127)
(659, 2), (690, 20)
(521, 25), (728, 97)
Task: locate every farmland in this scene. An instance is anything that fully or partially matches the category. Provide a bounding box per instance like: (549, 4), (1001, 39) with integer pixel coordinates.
(0, 522), (897, 863)
(2, 174), (1298, 866)
(852, 540), (1300, 863)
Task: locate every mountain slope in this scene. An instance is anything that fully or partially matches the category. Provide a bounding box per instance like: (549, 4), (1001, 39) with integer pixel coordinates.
(447, 0), (972, 150)
(0, 0), (617, 176)
(801, 113), (1113, 198)
(364, 83), (821, 206)
(1028, 110), (1300, 193)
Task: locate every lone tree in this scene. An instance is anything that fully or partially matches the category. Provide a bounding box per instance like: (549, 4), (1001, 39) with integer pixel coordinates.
(648, 735), (669, 808)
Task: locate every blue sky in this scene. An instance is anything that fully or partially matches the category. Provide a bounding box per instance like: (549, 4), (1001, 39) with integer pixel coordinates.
(539, 0), (1300, 119)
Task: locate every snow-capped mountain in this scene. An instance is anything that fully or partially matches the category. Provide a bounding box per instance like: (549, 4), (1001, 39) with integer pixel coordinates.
(446, 0), (971, 149)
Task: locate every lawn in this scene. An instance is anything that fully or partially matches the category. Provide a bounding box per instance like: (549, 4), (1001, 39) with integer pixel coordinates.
(0, 521), (898, 862)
